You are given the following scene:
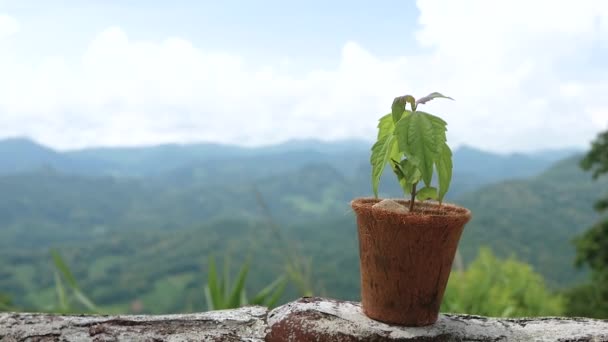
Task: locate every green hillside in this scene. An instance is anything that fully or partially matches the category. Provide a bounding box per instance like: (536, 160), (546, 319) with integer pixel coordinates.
(0, 138), (595, 313)
(458, 156), (607, 286)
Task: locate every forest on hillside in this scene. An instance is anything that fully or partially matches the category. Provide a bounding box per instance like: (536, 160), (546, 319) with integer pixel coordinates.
(0, 138), (606, 318)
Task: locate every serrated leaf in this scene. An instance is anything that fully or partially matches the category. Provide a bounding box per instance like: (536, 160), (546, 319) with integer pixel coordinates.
(395, 112), (436, 186)
(398, 159), (422, 185)
(371, 134), (397, 197)
(416, 92), (454, 105)
(391, 159), (411, 196)
(391, 96), (406, 123)
(393, 159), (422, 195)
(436, 143), (453, 202)
(416, 186), (438, 201)
(377, 113), (394, 139)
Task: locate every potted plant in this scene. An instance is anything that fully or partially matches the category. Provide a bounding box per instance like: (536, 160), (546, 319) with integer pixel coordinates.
(351, 92), (472, 326)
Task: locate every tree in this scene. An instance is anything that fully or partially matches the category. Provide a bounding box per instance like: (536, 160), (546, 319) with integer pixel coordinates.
(442, 248), (564, 317)
(566, 130), (608, 317)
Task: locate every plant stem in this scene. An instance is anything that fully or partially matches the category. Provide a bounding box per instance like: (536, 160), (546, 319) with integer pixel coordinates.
(410, 183), (417, 211)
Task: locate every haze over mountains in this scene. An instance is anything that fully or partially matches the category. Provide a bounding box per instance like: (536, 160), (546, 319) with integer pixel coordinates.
(0, 136), (577, 178)
(0, 136), (601, 313)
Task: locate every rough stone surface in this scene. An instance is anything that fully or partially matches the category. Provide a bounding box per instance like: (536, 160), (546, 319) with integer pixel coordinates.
(2, 298), (607, 342)
(0, 306), (268, 342)
(266, 297), (608, 342)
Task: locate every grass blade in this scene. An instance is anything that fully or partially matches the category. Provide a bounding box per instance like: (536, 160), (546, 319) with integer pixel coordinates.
(227, 262), (249, 308)
(53, 270), (68, 312)
(50, 249), (78, 290)
(206, 256), (222, 309)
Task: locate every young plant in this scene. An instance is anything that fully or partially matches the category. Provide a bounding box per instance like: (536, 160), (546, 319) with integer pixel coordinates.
(203, 255), (287, 310)
(50, 249), (99, 313)
(371, 92), (454, 211)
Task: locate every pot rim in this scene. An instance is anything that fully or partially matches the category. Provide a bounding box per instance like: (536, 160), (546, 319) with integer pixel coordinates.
(351, 197), (471, 219)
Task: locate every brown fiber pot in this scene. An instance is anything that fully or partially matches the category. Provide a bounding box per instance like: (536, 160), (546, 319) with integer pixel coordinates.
(351, 197), (471, 326)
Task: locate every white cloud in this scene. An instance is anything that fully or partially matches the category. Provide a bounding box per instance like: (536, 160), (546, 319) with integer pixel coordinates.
(0, 14), (19, 39)
(1, 1), (608, 152)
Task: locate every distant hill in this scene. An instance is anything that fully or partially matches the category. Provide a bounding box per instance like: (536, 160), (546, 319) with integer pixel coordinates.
(0, 137), (114, 175)
(0, 137), (581, 181)
(457, 155), (607, 286)
(0, 137), (592, 312)
(2, 155), (602, 312)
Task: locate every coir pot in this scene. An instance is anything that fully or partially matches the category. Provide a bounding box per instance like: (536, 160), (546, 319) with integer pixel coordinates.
(351, 197), (472, 326)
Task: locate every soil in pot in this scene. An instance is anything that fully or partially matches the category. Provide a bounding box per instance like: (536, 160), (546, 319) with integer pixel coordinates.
(351, 197), (471, 326)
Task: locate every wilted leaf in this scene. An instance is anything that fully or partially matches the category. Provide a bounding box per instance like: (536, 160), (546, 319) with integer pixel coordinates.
(391, 96), (406, 123)
(404, 95), (416, 111)
(416, 92), (454, 105)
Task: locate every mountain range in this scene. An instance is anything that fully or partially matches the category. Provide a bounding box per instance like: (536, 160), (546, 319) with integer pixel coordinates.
(0, 136), (600, 313)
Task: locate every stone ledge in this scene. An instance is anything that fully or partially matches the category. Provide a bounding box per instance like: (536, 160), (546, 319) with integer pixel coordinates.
(1, 297), (607, 342)
(266, 297), (608, 341)
(0, 306), (268, 341)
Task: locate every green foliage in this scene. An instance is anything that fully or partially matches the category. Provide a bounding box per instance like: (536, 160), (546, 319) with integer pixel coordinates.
(50, 250), (99, 313)
(566, 129), (608, 318)
(442, 248), (564, 317)
(0, 140), (589, 313)
(203, 256), (286, 310)
(416, 186), (438, 201)
(564, 272), (608, 318)
(0, 293), (13, 311)
(580, 130), (608, 180)
(370, 92), (453, 206)
(458, 155), (607, 288)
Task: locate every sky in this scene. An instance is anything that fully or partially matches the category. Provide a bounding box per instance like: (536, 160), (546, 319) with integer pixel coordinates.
(0, 0), (607, 152)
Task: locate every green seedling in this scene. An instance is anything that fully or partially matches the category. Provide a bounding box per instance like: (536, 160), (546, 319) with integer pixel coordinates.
(371, 92), (454, 211)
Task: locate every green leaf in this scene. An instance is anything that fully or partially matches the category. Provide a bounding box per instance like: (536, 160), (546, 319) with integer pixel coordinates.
(393, 159), (422, 195)
(73, 289), (99, 313)
(391, 96), (406, 123)
(395, 112), (437, 186)
(377, 113), (394, 139)
(51, 250), (79, 290)
(436, 143), (453, 202)
(395, 159), (421, 185)
(250, 276), (287, 308)
(204, 286), (214, 311)
(222, 255), (230, 300)
(416, 92), (454, 105)
(371, 134), (397, 197)
(416, 186), (438, 201)
(240, 289), (248, 307)
(206, 256), (222, 310)
(265, 277), (287, 308)
(54, 271), (68, 311)
(227, 262), (249, 308)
